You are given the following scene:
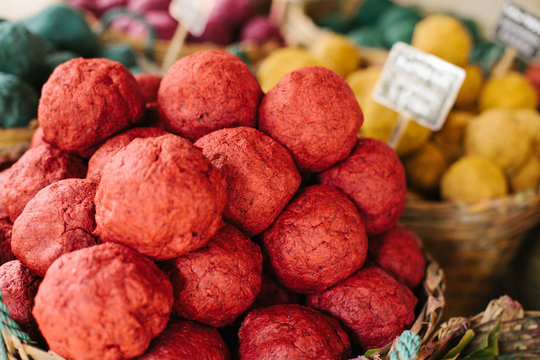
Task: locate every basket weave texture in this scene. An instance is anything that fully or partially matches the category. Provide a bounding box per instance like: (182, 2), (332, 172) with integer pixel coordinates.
(400, 190), (540, 319)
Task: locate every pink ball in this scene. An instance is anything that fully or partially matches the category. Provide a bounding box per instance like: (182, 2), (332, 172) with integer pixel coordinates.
(241, 16), (283, 44)
(127, 0), (170, 13)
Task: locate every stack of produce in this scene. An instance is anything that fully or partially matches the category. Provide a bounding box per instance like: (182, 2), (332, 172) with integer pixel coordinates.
(0, 49), (438, 359)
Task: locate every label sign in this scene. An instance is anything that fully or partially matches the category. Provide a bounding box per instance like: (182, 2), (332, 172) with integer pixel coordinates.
(496, 1), (540, 60)
(372, 42), (465, 131)
(169, 0), (216, 36)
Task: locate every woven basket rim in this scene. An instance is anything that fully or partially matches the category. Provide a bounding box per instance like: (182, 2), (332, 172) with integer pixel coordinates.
(405, 189), (540, 214)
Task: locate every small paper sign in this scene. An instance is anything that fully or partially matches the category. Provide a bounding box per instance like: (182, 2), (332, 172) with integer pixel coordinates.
(495, 1), (540, 60)
(372, 42), (465, 131)
(169, 0), (216, 36)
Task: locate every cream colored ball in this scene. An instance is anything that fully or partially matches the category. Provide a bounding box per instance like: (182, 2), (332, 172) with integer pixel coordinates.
(412, 14), (472, 67)
(310, 33), (360, 77)
(465, 108), (530, 176)
(256, 47), (321, 93)
(441, 155), (507, 203)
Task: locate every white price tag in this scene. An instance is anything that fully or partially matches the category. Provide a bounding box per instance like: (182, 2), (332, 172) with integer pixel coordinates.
(169, 0), (216, 36)
(495, 1), (540, 60)
(372, 42), (465, 131)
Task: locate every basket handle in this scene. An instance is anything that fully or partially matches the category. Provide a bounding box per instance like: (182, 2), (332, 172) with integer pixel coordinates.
(99, 7), (158, 61)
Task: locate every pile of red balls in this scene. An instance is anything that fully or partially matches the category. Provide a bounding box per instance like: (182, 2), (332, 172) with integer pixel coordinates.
(0, 50), (426, 360)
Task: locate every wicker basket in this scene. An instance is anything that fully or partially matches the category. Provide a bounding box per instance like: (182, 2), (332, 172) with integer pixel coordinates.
(400, 190), (540, 319)
(418, 295), (540, 359)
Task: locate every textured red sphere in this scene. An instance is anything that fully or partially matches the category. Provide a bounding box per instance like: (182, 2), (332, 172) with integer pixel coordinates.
(318, 137), (406, 236)
(134, 319), (230, 360)
(158, 50), (262, 141)
(258, 66), (362, 172)
(39, 58), (145, 158)
(262, 185), (368, 294)
(306, 266), (417, 349)
(195, 127), (301, 236)
(238, 304), (351, 360)
(166, 223), (262, 327)
(87, 127), (167, 182)
(0, 144), (87, 222)
(95, 134), (227, 259)
(0, 260), (41, 337)
(33, 243), (173, 360)
(11, 179), (99, 276)
(369, 225), (426, 288)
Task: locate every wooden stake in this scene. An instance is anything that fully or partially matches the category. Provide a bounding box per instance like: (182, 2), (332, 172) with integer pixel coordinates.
(388, 114), (410, 150)
(161, 24), (188, 72)
(491, 46), (517, 77)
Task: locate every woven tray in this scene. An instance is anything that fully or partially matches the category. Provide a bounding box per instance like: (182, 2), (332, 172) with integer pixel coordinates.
(400, 190), (540, 319)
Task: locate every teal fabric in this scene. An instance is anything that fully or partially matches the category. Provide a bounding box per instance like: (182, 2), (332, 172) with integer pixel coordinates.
(377, 6), (422, 47)
(0, 73), (38, 128)
(24, 4), (98, 57)
(354, 0), (393, 26)
(98, 43), (138, 68)
(44, 51), (80, 74)
(316, 13), (352, 34)
(348, 26), (385, 48)
(0, 22), (49, 84)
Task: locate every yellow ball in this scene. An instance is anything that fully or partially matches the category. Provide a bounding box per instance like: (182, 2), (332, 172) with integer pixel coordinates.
(346, 67), (381, 107)
(510, 155), (540, 192)
(432, 110), (475, 163)
(441, 155), (507, 203)
(346, 67), (431, 156)
(404, 142), (447, 196)
(361, 100), (431, 157)
(310, 33), (360, 77)
(256, 47), (321, 93)
(513, 109), (540, 156)
(455, 64), (483, 109)
(465, 108), (530, 176)
(478, 71), (538, 111)
(411, 14), (472, 67)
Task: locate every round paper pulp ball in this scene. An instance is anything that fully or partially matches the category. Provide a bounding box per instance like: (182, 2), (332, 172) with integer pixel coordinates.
(262, 185), (368, 294)
(87, 127), (167, 182)
(95, 134), (227, 259)
(166, 223), (262, 327)
(0, 144), (87, 222)
(259, 66), (362, 173)
(238, 304), (351, 360)
(33, 243), (173, 360)
(318, 138), (406, 236)
(134, 319), (231, 360)
(478, 71), (538, 111)
(306, 266), (417, 350)
(195, 127), (301, 236)
(369, 225), (426, 288)
(256, 47), (321, 93)
(39, 58), (145, 158)
(0, 260), (41, 337)
(158, 50), (262, 141)
(412, 14), (471, 66)
(11, 179), (99, 276)
(0, 22), (49, 83)
(465, 108), (530, 176)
